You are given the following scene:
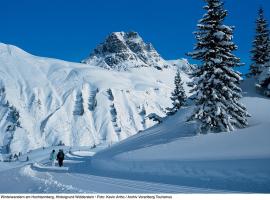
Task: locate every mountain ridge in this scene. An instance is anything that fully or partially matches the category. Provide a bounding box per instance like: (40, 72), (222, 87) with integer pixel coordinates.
(0, 41), (192, 155)
(82, 31), (170, 71)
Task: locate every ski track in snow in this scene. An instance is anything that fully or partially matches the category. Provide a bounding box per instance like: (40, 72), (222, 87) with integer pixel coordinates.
(65, 173), (220, 193)
(20, 165), (85, 193)
(13, 149), (222, 193)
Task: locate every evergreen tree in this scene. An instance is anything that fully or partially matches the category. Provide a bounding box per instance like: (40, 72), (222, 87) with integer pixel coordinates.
(6, 106), (21, 131)
(258, 67), (270, 97)
(166, 70), (186, 115)
(5, 106), (21, 153)
(250, 8), (270, 76)
(187, 0), (249, 133)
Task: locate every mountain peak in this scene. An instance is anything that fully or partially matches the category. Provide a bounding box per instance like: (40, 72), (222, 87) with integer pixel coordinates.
(82, 31), (169, 71)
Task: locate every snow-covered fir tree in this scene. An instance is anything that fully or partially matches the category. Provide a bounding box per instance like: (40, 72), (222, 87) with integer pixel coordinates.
(6, 106), (21, 131)
(5, 105), (21, 153)
(251, 8), (270, 97)
(187, 0), (250, 133)
(249, 8), (270, 77)
(258, 67), (270, 97)
(146, 113), (163, 124)
(166, 69), (186, 115)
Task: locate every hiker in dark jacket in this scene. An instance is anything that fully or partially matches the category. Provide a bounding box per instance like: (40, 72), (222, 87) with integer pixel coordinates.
(57, 149), (65, 167)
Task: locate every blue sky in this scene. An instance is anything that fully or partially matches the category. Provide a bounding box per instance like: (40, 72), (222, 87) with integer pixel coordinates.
(0, 0), (270, 74)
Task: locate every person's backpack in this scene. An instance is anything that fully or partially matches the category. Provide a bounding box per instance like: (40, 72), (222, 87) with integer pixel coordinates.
(58, 151), (64, 159)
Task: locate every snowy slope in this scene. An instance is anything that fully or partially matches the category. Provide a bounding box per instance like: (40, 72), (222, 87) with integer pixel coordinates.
(167, 59), (196, 74)
(0, 42), (192, 156)
(91, 79), (270, 193)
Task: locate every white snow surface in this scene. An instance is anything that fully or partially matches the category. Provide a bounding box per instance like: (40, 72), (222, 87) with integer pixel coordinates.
(91, 79), (270, 192)
(0, 81), (268, 193)
(167, 59), (196, 73)
(0, 43), (191, 155)
(0, 145), (221, 193)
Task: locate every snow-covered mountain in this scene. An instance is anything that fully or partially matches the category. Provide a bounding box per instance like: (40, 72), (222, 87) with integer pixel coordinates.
(0, 42), (192, 155)
(167, 59), (196, 74)
(82, 31), (170, 71)
(0, 78), (269, 193)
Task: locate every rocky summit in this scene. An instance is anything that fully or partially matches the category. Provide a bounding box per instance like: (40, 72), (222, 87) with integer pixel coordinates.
(82, 32), (169, 71)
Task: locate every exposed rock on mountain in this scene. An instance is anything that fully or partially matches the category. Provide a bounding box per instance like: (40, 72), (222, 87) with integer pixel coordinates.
(82, 32), (169, 70)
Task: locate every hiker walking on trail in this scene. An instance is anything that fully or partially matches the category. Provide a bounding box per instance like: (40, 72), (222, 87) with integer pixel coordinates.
(49, 149), (56, 166)
(57, 149), (65, 167)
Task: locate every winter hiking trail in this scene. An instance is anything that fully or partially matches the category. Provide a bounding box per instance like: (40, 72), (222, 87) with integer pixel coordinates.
(0, 147), (224, 193)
